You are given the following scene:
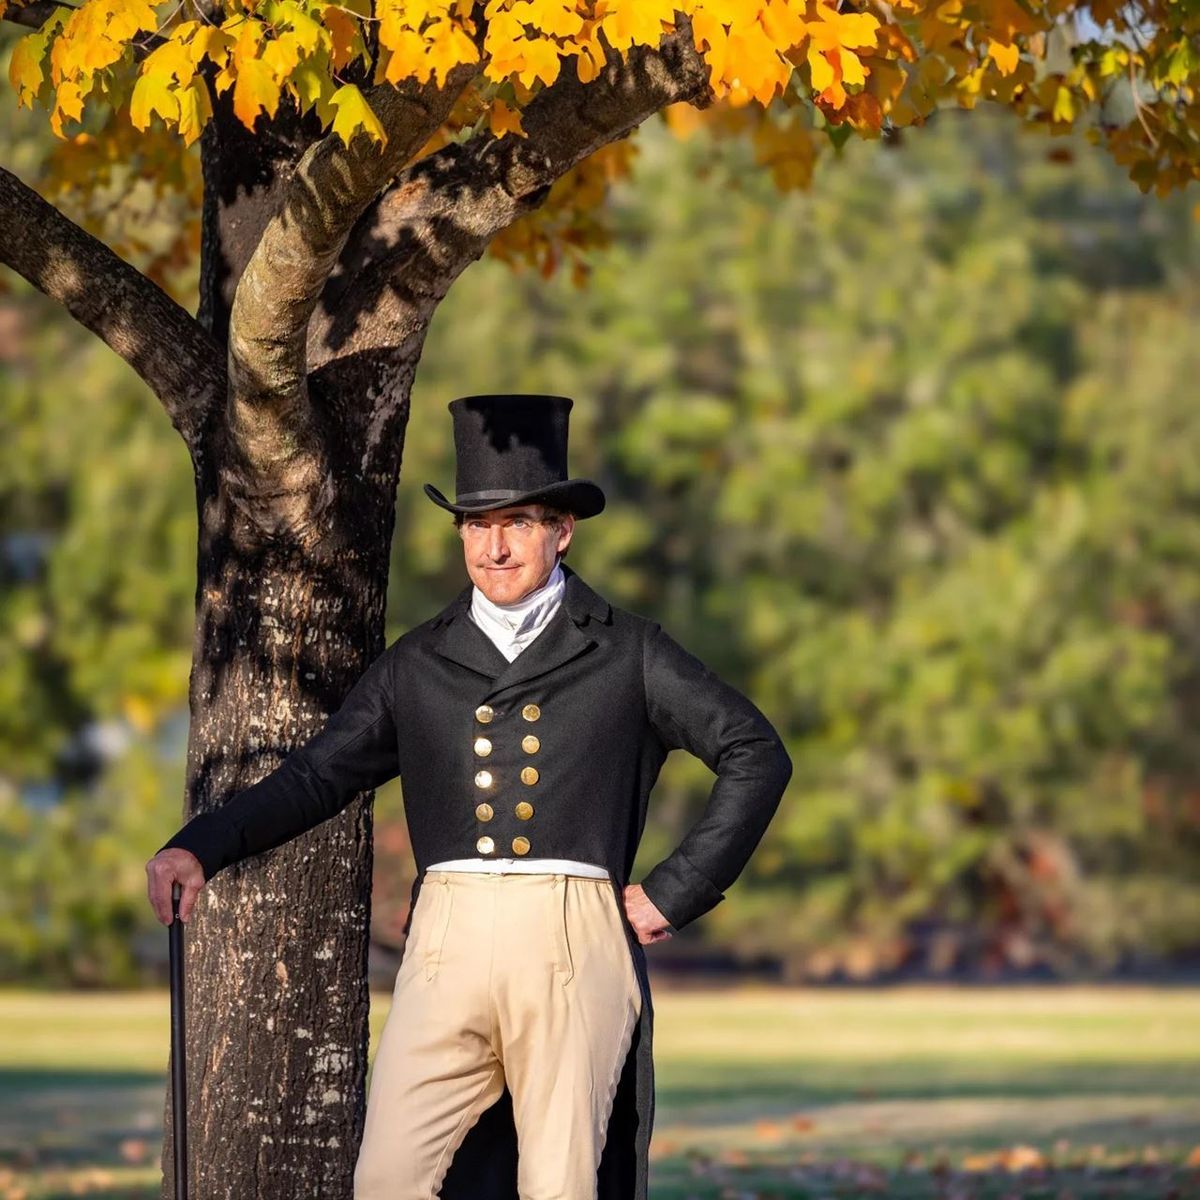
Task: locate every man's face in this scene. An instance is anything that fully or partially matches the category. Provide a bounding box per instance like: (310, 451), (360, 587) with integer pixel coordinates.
(459, 504), (575, 604)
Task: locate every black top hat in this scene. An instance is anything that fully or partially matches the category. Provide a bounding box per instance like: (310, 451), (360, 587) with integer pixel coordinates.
(423, 394), (606, 519)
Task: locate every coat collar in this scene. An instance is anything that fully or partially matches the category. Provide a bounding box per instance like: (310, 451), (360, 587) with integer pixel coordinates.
(428, 563), (611, 696)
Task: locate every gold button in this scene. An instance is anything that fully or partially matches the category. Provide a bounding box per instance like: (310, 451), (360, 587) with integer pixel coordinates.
(522, 703), (541, 721)
(511, 836), (530, 855)
(520, 766), (539, 785)
(475, 704), (494, 723)
(475, 802), (494, 821)
(514, 801), (534, 820)
(474, 736), (493, 757)
(475, 770), (493, 788)
(477, 835), (495, 854)
(522, 735), (540, 754)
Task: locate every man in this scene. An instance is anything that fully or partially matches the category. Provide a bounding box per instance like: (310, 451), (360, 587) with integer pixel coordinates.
(146, 393), (793, 1200)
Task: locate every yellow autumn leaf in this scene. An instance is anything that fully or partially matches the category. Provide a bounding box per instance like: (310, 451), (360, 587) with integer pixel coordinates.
(761, 0), (807, 49)
(988, 38), (1020, 75)
(575, 36), (606, 83)
(49, 78), (85, 136)
(263, 31), (305, 79)
(841, 48), (867, 89)
(488, 95), (526, 139)
(515, 35), (561, 88)
(175, 73), (213, 146)
(599, 0), (675, 52)
(143, 35), (197, 85)
(233, 58), (281, 127)
(692, 10), (730, 84)
(724, 20), (792, 106)
(425, 17), (479, 86)
(9, 30), (49, 106)
(191, 25), (234, 70)
(808, 3), (880, 53)
(380, 33), (431, 84)
(807, 39), (834, 93)
(105, 0), (160, 42)
(266, 0), (326, 56)
(485, 7), (526, 51)
(510, 0), (583, 39)
(1052, 80), (1075, 121)
(130, 70), (180, 129)
(329, 81), (387, 148)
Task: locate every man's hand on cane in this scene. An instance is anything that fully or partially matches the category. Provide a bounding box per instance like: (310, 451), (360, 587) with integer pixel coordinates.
(623, 883), (674, 945)
(147, 848), (206, 925)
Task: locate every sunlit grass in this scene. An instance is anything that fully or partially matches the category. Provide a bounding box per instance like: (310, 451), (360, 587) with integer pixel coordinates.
(2, 984), (1198, 1198)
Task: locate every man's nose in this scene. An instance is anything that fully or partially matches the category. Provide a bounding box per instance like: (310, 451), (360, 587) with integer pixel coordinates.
(488, 527), (509, 558)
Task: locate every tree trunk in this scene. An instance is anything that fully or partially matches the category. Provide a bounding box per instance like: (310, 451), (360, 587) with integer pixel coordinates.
(160, 413), (407, 1195)
(161, 80), (420, 1179)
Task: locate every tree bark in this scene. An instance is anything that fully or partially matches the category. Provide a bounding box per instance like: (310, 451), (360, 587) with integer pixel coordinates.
(160, 377), (413, 1198)
(160, 79), (429, 1198)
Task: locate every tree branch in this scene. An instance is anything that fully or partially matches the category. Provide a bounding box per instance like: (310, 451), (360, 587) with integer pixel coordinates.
(2, 0), (77, 30)
(0, 165), (225, 457)
(222, 61), (485, 542)
(306, 15), (713, 368)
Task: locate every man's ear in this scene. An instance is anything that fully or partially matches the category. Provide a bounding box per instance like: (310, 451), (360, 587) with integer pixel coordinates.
(557, 515), (575, 555)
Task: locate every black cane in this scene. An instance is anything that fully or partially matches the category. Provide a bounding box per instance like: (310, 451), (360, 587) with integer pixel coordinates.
(169, 880), (189, 1200)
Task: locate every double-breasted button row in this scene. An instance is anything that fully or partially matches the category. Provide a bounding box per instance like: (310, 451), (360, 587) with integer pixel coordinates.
(475, 736), (537, 757)
(476, 800), (534, 821)
(472, 701), (542, 856)
(475, 702), (539, 723)
(475, 801), (537, 820)
(475, 768), (538, 788)
(475, 835), (530, 855)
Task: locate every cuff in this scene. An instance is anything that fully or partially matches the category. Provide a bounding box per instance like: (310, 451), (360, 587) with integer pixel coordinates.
(158, 810), (240, 883)
(639, 850), (726, 933)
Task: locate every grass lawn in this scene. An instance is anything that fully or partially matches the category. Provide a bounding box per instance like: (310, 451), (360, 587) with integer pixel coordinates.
(1, 983), (1197, 1198)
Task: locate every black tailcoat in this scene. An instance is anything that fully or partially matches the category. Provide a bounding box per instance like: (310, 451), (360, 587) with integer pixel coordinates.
(161, 562), (793, 1200)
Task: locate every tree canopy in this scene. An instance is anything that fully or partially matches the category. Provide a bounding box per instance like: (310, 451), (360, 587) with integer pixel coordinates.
(4, 0), (1199, 293)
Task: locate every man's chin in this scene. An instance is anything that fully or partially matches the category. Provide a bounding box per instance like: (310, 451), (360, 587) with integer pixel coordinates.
(475, 569), (527, 602)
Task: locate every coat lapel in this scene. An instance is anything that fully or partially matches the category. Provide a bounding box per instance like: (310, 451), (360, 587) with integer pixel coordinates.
(429, 563), (611, 699)
(429, 583), (508, 679)
(483, 603), (594, 697)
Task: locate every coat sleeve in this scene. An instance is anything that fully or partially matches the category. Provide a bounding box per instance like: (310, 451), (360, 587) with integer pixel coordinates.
(157, 646), (400, 883)
(637, 621), (793, 933)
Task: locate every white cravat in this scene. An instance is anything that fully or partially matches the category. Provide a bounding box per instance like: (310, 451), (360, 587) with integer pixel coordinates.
(430, 557), (609, 880)
(469, 559), (565, 662)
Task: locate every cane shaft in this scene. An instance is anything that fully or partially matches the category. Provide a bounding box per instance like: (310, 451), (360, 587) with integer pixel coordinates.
(170, 881), (188, 1200)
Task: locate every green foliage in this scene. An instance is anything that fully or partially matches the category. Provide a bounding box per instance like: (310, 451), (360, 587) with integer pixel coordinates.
(0, 266), (196, 986)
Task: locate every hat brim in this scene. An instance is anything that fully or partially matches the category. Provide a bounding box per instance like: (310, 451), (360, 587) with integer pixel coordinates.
(423, 479), (606, 519)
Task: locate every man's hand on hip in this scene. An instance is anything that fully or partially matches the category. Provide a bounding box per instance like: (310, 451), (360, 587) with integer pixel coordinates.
(146, 848), (206, 925)
(623, 882), (674, 945)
